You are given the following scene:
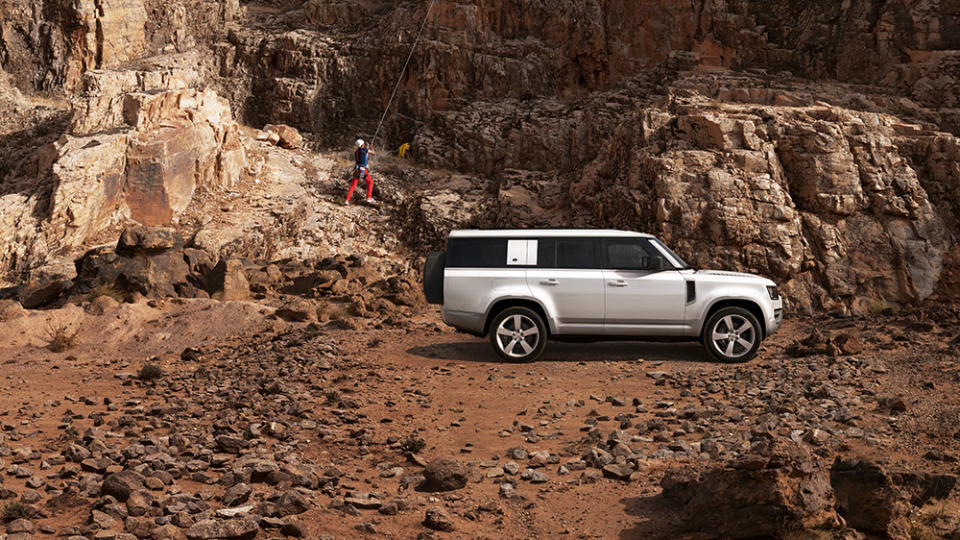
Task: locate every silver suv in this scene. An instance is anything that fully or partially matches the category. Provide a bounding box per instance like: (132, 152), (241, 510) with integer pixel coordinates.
(422, 229), (783, 363)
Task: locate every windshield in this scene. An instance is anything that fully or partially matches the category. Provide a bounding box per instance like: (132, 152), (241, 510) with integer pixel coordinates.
(649, 238), (692, 269)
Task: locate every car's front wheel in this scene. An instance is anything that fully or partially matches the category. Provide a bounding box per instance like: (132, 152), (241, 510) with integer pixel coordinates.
(702, 307), (762, 363)
(489, 307), (547, 363)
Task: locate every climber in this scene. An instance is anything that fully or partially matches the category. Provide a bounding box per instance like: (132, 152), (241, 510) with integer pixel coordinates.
(345, 139), (375, 205)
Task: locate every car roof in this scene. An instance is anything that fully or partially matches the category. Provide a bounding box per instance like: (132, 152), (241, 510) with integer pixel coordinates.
(449, 229), (655, 239)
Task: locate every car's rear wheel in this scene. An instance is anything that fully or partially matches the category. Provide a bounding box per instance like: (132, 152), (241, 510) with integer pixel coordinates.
(422, 251), (445, 305)
(489, 307), (547, 363)
(702, 307), (762, 363)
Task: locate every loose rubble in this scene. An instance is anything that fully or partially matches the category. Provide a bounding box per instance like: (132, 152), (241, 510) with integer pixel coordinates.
(0, 304), (957, 537)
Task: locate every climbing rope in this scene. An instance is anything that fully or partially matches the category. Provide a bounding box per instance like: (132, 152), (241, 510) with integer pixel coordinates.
(369, 0), (437, 150)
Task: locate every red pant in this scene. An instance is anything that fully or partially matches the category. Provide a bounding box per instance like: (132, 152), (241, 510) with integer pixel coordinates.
(346, 167), (373, 202)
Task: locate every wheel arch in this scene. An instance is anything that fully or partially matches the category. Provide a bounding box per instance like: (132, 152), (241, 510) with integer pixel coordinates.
(483, 298), (552, 337)
(699, 298), (767, 339)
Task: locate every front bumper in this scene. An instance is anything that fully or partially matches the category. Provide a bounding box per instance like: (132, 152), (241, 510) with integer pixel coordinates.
(767, 303), (783, 336)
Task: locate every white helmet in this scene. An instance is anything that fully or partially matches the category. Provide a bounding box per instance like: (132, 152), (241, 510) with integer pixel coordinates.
(355, 139), (364, 147)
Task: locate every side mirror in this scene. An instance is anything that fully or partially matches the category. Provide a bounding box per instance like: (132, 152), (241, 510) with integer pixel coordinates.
(649, 256), (669, 271)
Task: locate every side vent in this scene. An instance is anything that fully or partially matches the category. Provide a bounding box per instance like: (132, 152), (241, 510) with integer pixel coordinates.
(685, 281), (696, 303)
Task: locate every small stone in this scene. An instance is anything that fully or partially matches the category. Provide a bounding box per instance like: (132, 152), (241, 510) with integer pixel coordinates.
(602, 464), (635, 481)
(833, 333), (863, 355)
(101, 471), (144, 501)
(90, 509), (117, 529)
(890, 397), (908, 412)
(486, 467), (504, 478)
(144, 477), (164, 490)
(344, 493), (382, 510)
(222, 483), (252, 507)
(215, 435), (247, 454)
(184, 518), (259, 540)
(216, 505), (254, 518)
(379, 502), (399, 515)
(803, 428), (830, 446)
(506, 447), (528, 460)
(581, 470), (602, 483)
(423, 506), (456, 532)
(126, 490), (155, 516)
(7, 519), (33, 534)
(281, 519), (306, 538)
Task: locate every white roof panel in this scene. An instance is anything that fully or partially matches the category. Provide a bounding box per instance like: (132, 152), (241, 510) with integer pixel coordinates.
(449, 229), (654, 238)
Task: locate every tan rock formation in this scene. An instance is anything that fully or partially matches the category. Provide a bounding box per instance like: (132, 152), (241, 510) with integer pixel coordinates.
(70, 66), (198, 136)
(0, 0), (237, 91)
(65, 0), (148, 85)
(49, 81), (245, 237)
(0, 65), (244, 285)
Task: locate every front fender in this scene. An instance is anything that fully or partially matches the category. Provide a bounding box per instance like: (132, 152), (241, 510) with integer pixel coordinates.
(691, 290), (774, 337)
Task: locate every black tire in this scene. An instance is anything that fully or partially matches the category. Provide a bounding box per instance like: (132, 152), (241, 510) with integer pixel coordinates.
(488, 307), (548, 363)
(422, 251), (445, 305)
(702, 306), (762, 363)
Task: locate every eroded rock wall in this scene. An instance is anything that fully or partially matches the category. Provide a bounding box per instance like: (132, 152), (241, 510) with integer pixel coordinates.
(205, 0), (960, 136)
(409, 68), (960, 313)
(0, 66), (244, 286)
(0, 0), (237, 91)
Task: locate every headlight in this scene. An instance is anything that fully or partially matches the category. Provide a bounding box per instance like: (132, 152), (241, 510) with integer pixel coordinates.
(767, 285), (780, 300)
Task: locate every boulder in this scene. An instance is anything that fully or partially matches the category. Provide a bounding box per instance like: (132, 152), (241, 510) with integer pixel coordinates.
(207, 259), (250, 301)
(0, 299), (25, 320)
(85, 295), (121, 315)
(117, 227), (180, 253)
(662, 444), (837, 538)
(831, 459), (956, 536)
(422, 457), (470, 492)
(73, 245), (190, 298)
(19, 280), (69, 309)
(262, 124), (303, 149)
(275, 299), (317, 322)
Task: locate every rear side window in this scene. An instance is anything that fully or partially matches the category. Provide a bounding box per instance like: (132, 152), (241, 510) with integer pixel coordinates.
(556, 238), (599, 269)
(537, 239), (556, 268)
(446, 238), (507, 268)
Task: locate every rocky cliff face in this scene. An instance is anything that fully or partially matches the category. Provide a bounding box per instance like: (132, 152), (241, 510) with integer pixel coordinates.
(408, 67), (960, 311)
(0, 0), (238, 90)
(2, 0), (959, 312)
(0, 62), (244, 284)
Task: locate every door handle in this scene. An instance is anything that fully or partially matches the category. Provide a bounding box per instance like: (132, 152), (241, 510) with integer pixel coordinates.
(608, 280), (628, 287)
(540, 279), (559, 286)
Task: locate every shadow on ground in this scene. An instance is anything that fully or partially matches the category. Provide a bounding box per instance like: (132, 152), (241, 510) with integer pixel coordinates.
(617, 494), (691, 539)
(407, 340), (713, 363)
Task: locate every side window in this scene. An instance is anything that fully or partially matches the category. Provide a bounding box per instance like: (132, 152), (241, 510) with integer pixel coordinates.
(446, 238), (507, 268)
(556, 238), (599, 269)
(537, 239), (556, 268)
(604, 239), (665, 270)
